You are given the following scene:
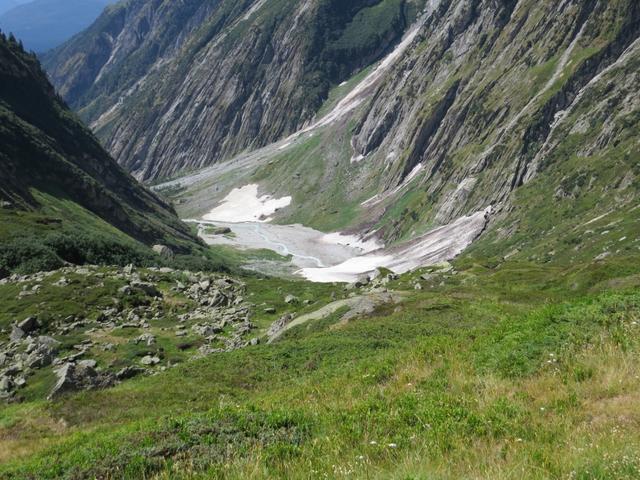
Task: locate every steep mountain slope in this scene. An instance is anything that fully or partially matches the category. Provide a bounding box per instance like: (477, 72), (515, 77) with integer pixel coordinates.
(348, 0), (640, 239)
(0, 33), (200, 273)
(0, 0), (113, 53)
(150, 0), (639, 279)
(42, 0), (639, 279)
(43, 0), (425, 180)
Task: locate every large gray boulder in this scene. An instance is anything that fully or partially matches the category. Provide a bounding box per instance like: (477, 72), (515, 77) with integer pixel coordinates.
(9, 326), (25, 342)
(284, 295), (299, 305)
(10, 316), (40, 341)
(152, 245), (174, 259)
(116, 366), (145, 380)
(48, 362), (114, 399)
(25, 336), (60, 368)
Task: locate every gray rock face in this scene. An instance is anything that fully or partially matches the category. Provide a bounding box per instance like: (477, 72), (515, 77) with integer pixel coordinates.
(152, 245), (174, 259)
(49, 362), (114, 399)
(43, 0), (411, 181)
(349, 0), (640, 236)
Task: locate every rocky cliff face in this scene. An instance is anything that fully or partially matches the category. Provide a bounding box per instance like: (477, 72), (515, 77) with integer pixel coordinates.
(347, 0), (640, 240)
(44, 0), (423, 181)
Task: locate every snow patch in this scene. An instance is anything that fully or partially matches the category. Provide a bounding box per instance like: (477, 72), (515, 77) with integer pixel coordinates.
(321, 232), (382, 253)
(300, 207), (491, 283)
(203, 184), (291, 223)
(299, 255), (394, 283)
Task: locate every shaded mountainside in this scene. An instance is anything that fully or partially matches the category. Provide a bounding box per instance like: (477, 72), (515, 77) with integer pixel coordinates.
(0, 34), (201, 272)
(43, 0), (425, 181)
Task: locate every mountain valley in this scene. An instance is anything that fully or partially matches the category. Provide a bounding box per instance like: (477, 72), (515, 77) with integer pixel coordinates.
(1, 0), (639, 478)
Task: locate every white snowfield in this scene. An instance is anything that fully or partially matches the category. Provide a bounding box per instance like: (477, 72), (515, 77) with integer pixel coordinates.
(300, 207), (491, 283)
(202, 184), (291, 222)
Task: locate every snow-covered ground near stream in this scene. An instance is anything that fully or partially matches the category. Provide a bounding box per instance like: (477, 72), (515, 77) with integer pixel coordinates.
(193, 220), (376, 269)
(191, 183), (490, 283)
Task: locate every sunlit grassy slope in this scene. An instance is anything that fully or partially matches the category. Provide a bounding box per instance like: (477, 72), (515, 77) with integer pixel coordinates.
(2, 252), (640, 479)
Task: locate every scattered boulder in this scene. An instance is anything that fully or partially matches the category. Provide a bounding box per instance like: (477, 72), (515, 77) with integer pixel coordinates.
(209, 226), (231, 235)
(152, 245), (174, 259)
(267, 313), (294, 339)
(131, 282), (162, 298)
(10, 326), (25, 342)
(116, 366), (145, 381)
(285, 295), (300, 305)
(77, 359), (97, 369)
(192, 324), (223, 337)
(118, 285), (133, 296)
(264, 307), (276, 314)
(140, 355), (161, 366)
(135, 333), (156, 346)
(49, 362), (114, 399)
(25, 336), (60, 368)
(0, 376), (13, 392)
(17, 317), (40, 334)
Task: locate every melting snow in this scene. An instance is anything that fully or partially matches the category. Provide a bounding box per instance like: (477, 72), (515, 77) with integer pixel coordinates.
(300, 207), (491, 283)
(202, 184), (291, 223)
(321, 232), (382, 253)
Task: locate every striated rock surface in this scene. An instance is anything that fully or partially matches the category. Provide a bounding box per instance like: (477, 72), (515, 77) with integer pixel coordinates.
(349, 0), (640, 236)
(44, 0), (419, 181)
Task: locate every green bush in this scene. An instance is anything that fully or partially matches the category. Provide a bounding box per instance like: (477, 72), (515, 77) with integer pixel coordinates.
(0, 232), (230, 275)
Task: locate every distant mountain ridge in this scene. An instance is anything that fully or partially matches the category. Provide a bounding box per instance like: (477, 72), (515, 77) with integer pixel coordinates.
(43, 0), (639, 270)
(0, 0), (113, 52)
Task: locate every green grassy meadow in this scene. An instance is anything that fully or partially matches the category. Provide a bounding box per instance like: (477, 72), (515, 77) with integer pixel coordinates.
(2, 252), (640, 479)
